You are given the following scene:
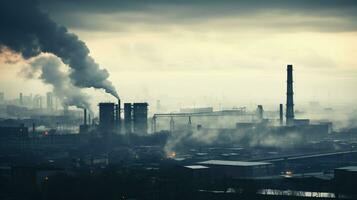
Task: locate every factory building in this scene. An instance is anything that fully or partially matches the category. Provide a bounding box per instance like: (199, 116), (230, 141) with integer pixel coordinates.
(236, 122), (256, 130)
(99, 103), (115, 131)
(98, 100), (121, 133)
(0, 124), (29, 138)
(97, 101), (148, 135)
(179, 165), (210, 185)
(198, 160), (273, 178)
(133, 103), (148, 135)
(334, 166), (357, 197)
(124, 103), (133, 134)
(293, 119), (310, 126)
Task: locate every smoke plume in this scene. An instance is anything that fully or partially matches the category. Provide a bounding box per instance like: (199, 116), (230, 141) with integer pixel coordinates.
(165, 128), (303, 154)
(22, 54), (92, 111)
(0, 0), (119, 98)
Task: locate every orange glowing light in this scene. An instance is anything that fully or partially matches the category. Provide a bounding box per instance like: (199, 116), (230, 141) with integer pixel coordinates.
(284, 170), (293, 177)
(167, 151), (176, 158)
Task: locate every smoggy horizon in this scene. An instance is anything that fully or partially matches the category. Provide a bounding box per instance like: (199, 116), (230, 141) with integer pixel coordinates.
(1, 0), (357, 113)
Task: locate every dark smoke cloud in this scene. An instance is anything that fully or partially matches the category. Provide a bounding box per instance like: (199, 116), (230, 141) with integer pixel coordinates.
(21, 54), (92, 111)
(0, 0), (119, 99)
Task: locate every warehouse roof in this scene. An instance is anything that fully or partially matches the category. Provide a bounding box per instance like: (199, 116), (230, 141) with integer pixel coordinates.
(336, 166), (357, 172)
(183, 165), (209, 170)
(198, 160), (271, 167)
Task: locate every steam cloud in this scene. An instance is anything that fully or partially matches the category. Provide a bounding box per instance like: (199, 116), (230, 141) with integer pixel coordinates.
(164, 126), (303, 154)
(22, 54), (92, 111)
(0, 0), (119, 99)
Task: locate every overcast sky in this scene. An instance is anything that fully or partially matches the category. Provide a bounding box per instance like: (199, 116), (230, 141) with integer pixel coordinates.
(1, 0), (357, 112)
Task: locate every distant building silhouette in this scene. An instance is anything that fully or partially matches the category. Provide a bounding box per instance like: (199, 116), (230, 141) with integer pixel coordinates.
(133, 103), (148, 135)
(124, 103), (133, 134)
(19, 92), (23, 106)
(99, 103), (115, 131)
(46, 92), (53, 111)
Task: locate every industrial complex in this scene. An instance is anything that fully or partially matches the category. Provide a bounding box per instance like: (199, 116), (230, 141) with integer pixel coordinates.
(1, 65), (357, 200)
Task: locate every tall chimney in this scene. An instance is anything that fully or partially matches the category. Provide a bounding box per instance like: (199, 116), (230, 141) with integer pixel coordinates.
(19, 92), (23, 105)
(286, 65), (295, 126)
(116, 99), (121, 131)
(279, 104), (283, 125)
(124, 103), (133, 134)
(257, 105), (264, 121)
(84, 108), (87, 125)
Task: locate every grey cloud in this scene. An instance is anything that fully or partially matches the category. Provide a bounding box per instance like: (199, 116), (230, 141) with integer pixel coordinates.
(39, 0), (357, 12)
(37, 0), (357, 32)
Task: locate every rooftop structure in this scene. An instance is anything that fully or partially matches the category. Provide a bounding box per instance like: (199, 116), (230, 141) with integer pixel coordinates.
(198, 160), (271, 167)
(99, 103), (115, 131)
(335, 166), (357, 172)
(183, 165), (209, 170)
(124, 103), (133, 134)
(133, 103), (148, 135)
(198, 160), (273, 178)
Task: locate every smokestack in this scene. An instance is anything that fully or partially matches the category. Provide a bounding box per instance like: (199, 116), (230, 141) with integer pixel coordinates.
(124, 103), (133, 134)
(19, 92), (23, 105)
(84, 108), (87, 125)
(257, 105), (263, 121)
(88, 114), (91, 125)
(116, 99), (121, 131)
(279, 104), (283, 125)
(286, 64), (295, 126)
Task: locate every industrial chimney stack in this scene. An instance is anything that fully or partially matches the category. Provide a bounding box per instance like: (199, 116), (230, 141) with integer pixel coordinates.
(257, 105), (264, 121)
(286, 65), (295, 126)
(84, 108), (87, 126)
(279, 104), (283, 126)
(116, 99), (121, 131)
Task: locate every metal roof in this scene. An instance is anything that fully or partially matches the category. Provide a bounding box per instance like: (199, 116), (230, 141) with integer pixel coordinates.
(198, 160), (271, 167)
(184, 165), (209, 170)
(336, 166), (357, 172)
